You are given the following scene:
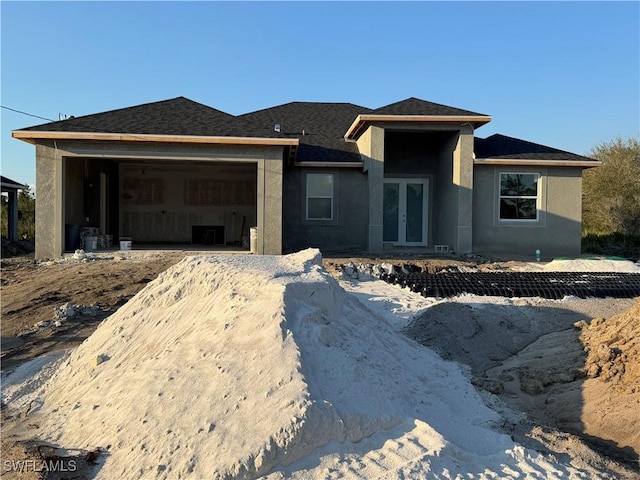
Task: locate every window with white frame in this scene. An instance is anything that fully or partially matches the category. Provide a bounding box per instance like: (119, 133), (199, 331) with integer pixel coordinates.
(499, 173), (540, 221)
(306, 173), (333, 220)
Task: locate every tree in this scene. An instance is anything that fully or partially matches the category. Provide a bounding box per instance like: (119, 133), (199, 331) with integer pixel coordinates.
(583, 136), (640, 235)
(1, 186), (36, 240)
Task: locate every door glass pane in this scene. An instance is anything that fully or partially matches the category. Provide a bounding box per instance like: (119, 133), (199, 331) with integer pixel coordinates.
(405, 183), (423, 243)
(383, 183), (399, 242)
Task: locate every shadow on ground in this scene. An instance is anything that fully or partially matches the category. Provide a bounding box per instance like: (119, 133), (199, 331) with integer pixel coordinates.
(404, 300), (640, 472)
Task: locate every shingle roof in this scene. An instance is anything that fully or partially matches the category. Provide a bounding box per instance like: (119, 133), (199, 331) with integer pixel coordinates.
(15, 97), (592, 165)
(372, 97), (487, 117)
(16, 96), (486, 156)
(239, 102), (372, 162)
(20, 97), (283, 138)
(474, 134), (597, 162)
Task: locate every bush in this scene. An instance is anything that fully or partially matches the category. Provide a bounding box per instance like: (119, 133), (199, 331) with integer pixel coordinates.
(583, 137), (640, 236)
(582, 232), (640, 261)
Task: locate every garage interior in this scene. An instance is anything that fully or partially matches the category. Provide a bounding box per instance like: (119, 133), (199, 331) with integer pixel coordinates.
(63, 157), (257, 251)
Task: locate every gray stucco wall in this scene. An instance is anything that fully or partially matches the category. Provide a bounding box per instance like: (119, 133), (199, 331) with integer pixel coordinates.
(359, 126), (385, 252)
(35, 143), (64, 259)
(472, 165), (583, 258)
(384, 131), (443, 175)
(431, 127), (475, 254)
(258, 151), (284, 255)
(34, 140), (284, 258)
(434, 134), (457, 249)
(282, 167), (368, 253)
(453, 126), (475, 253)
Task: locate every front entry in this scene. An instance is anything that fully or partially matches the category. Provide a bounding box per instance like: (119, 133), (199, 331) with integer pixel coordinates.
(383, 178), (428, 246)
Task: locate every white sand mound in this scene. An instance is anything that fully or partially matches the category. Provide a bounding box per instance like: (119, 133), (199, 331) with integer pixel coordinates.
(519, 257), (640, 272)
(3, 250), (627, 479)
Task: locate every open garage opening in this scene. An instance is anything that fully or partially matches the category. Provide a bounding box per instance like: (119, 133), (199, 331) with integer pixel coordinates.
(63, 158), (258, 251)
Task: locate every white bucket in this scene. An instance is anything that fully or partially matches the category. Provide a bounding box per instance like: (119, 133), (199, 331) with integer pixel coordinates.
(84, 235), (98, 252)
(119, 237), (132, 251)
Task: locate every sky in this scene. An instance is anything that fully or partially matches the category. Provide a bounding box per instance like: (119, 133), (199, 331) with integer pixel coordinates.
(1, 1), (639, 191)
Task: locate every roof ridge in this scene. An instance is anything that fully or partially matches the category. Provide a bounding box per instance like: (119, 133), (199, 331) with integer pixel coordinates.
(172, 97), (234, 116)
(19, 97), (234, 131)
(372, 97), (488, 117)
(75, 97), (210, 119)
(238, 101), (372, 117)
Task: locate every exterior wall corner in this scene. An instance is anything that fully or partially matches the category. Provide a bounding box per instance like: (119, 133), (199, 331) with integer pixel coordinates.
(357, 126), (385, 253)
(35, 143), (64, 259)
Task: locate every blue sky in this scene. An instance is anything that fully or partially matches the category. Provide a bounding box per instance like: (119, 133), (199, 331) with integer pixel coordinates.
(2, 1), (639, 190)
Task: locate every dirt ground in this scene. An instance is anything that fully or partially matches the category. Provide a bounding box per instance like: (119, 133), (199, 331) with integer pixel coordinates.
(1, 248), (639, 478)
(1, 250), (498, 372)
(1, 251), (188, 371)
(403, 296), (639, 472)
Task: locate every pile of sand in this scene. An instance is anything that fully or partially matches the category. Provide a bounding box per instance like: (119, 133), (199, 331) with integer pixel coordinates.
(339, 273), (639, 473)
(578, 300), (640, 393)
(3, 250), (635, 479)
(536, 257), (640, 272)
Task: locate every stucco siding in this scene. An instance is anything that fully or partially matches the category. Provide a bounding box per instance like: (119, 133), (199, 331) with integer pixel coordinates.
(384, 132), (441, 175)
(357, 126), (385, 252)
(434, 134), (458, 249)
(35, 143), (64, 259)
(259, 150), (284, 255)
(357, 126), (372, 172)
(282, 168), (368, 253)
(472, 165), (583, 258)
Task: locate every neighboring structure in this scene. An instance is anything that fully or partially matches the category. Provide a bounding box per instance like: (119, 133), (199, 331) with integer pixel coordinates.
(12, 97), (599, 259)
(1, 175), (28, 241)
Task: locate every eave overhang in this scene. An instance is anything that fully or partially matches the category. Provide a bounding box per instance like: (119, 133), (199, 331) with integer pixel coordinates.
(1, 181), (27, 191)
(344, 114), (493, 141)
(474, 158), (601, 168)
(12, 130), (300, 162)
(293, 161), (363, 168)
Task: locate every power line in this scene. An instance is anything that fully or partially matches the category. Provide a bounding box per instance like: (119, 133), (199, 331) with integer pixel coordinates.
(1, 105), (55, 122)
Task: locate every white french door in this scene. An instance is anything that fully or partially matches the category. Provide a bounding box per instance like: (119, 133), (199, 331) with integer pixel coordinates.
(383, 178), (428, 246)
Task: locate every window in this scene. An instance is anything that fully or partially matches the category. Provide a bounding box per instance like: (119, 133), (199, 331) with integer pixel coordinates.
(306, 173), (333, 220)
(499, 173), (539, 221)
